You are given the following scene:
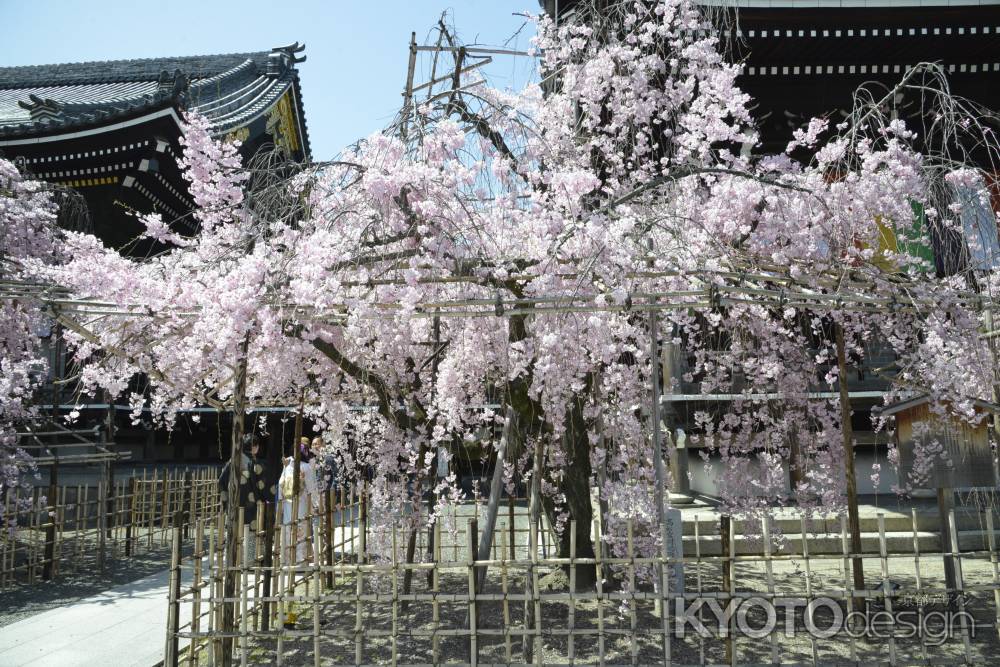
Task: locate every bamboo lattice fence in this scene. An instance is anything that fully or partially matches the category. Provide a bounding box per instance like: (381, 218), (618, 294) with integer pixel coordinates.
(165, 494), (1000, 667)
(1, 466), (220, 588)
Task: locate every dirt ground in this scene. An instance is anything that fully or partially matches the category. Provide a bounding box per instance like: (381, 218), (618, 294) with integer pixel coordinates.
(204, 549), (1000, 666)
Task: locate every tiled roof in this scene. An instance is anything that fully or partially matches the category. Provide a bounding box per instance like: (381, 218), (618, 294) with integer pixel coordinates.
(0, 46), (310, 158)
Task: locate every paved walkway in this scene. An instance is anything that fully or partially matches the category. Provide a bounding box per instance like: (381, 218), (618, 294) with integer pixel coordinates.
(0, 566), (184, 667)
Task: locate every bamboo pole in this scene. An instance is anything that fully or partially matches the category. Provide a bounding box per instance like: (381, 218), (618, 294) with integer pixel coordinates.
(474, 406), (513, 592)
(220, 336), (250, 667)
(835, 323), (866, 601)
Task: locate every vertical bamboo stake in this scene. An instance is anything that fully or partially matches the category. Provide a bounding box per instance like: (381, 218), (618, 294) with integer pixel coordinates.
(467, 518), (478, 667)
(835, 323), (865, 600)
(839, 515), (858, 663)
(659, 510), (672, 666)
(1, 491), (10, 589)
(568, 519), (577, 664)
(500, 526), (512, 664)
(238, 509), (248, 667)
(391, 524), (399, 666)
(692, 515), (706, 665)
(876, 514), (898, 666)
(474, 407), (512, 593)
(911, 508), (929, 663)
(762, 514), (777, 664)
(149, 468), (157, 549)
(126, 476), (136, 557)
(97, 481), (107, 571)
(647, 265), (667, 536)
(324, 490), (333, 589)
(276, 526), (286, 665)
(508, 494), (516, 561)
(799, 516), (818, 665)
(313, 525), (321, 667)
(165, 511), (183, 667)
(32, 487), (39, 582)
(528, 519), (542, 665)
(400, 32), (418, 142)
(432, 520), (441, 664)
(986, 510), (1000, 644)
(354, 511), (364, 666)
(42, 461), (57, 580)
(262, 502), (276, 632)
(360, 481), (368, 563)
(627, 519), (638, 665)
(593, 516), (606, 667)
(74, 483), (83, 569)
(221, 339), (250, 667)
(161, 469), (170, 546)
(721, 514), (734, 665)
(210, 513), (223, 665)
(948, 509), (972, 660)
(191, 518), (204, 667)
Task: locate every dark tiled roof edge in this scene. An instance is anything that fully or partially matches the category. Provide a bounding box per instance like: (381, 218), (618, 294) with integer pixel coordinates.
(0, 51), (270, 90)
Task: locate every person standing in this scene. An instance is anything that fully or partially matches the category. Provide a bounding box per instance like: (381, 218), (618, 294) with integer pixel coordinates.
(312, 436), (339, 493)
(218, 435), (272, 557)
(278, 440), (320, 564)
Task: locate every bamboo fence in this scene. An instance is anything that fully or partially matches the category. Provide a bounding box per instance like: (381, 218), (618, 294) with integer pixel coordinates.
(0, 466), (220, 588)
(166, 495), (1000, 667)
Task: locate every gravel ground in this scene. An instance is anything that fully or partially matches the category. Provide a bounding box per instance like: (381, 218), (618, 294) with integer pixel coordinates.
(192, 548), (1000, 665)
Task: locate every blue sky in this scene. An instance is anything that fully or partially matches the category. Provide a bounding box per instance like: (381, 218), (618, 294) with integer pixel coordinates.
(0, 1), (539, 159)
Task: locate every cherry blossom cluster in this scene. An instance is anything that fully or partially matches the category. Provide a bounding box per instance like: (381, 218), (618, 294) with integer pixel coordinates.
(33, 0), (1000, 571)
(1, 159), (60, 515)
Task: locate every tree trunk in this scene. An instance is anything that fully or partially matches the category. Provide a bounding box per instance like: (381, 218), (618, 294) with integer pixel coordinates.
(540, 395), (596, 589)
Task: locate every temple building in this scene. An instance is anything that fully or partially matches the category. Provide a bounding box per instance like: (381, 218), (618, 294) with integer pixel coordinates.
(715, 1), (1000, 155)
(542, 1), (1000, 152)
(540, 0), (1000, 499)
(0, 43), (310, 254)
(1, 45), (311, 463)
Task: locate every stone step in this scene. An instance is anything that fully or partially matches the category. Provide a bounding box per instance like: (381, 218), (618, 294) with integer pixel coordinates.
(680, 529), (999, 556)
(676, 509), (993, 536)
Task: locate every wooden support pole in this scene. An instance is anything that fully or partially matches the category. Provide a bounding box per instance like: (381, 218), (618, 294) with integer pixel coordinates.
(467, 518), (479, 666)
(474, 407), (513, 592)
(721, 514), (734, 664)
(220, 336), (250, 667)
(647, 257), (667, 532)
(125, 476), (136, 557)
(182, 471), (193, 539)
(164, 510), (183, 667)
(261, 502), (276, 632)
(523, 437), (544, 663)
(400, 32), (418, 142)
(937, 486), (958, 595)
(835, 323), (866, 600)
(105, 458), (115, 540)
(508, 494), (516, 561)
(42, 460), (58, 581)
(97, 478), (107, 571)
(324, 489), (334, 589)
